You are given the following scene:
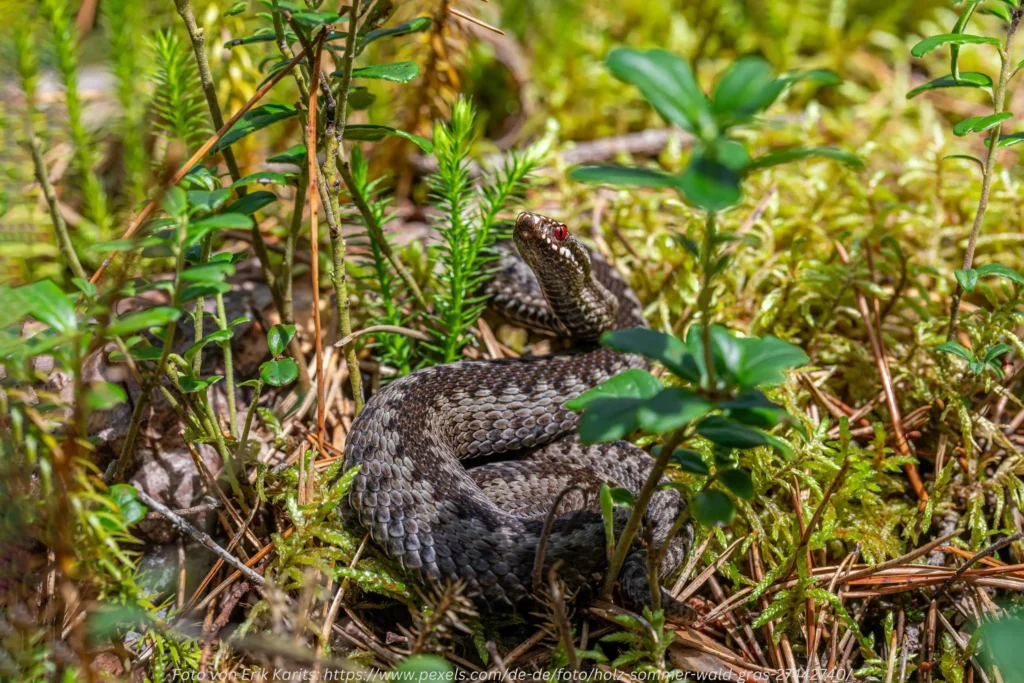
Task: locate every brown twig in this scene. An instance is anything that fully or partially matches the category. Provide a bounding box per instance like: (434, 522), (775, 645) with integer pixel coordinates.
(780, 457), (851, 584)
(934, 531), (1024, 599)
(533, 485), (586, 593)
(548, 561), (578, 671)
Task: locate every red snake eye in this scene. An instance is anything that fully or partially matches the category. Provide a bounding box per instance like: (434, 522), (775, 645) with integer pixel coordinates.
(552, 224), (568, 240)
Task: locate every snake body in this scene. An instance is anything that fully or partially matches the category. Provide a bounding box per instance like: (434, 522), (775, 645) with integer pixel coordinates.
(343, 212), (692, 613)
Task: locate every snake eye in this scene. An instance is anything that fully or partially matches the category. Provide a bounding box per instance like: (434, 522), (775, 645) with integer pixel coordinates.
(552, 223), (568, 241)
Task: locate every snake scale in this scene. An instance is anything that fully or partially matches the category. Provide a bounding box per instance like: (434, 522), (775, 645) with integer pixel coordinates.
(342, 212), (693, 615)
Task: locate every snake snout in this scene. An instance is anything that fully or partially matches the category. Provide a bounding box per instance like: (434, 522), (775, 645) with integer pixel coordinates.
(514, 211), (546, 241)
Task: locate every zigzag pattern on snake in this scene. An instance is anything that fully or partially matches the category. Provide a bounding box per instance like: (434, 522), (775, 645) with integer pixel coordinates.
(341, 212), (693, 615)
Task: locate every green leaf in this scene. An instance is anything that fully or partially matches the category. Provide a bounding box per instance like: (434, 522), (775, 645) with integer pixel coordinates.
(692, 489), (735, 526)
(342, 125), (433, 152)
(569, 164), (680, 190)
(719, 469), (755, 500)
(953, 112), (1012, 136)
(88, 238), (145, 253)
(267, 145), (306, 165)
(10, 280), (76, 333)
(670, 448), (710, 475)
(223, 1), (246, 16)
(107, 307), (182, 337)
(696, 415), (770, 449)
(290, 11), (340, 26)
(943, 154), (984, 169)
(211, 103), (299, 153)
(184, 329), (234, 362)
(955, 268), (979, 292)
(976, 263), (1024, 286)
(936, 341), (975, 362)
(711, 56), (775, 120)
(565, 368), (662, 411)
(746, 146), (863, 171)
(393, 655), (453, 683)
(358, 16), (432, 49)
(187, 189), (231, 214)
(180, 262), (235, 282)
(984, 343), (1013, 364)
(86, 382), (127, 411)
(951, 2), (984, 79)
(161, 187), (187, 217)
(680, 138), (750, 212)
(906, 72), (993, 99)
(994, 132), (1024, 148)
(347, 61), (420, 83)
(224, 191), (277, 216)
(636, 388), (713, 433)
(180, 282), (231, 302)
(607, 487), (636, 506)
(187, 213), (255, 249)
(260, 358), (299, 387)
(737, 335), (809, 389)
(600, 328), (699, 382)
(606, 47), (713, 135)
(721, 391), (786, 427)
(109, 484), (147, 525)
(267, 323), (297, 357)
(910, 33), (1001, 58)
(230, 171), (295, 188)
(578, 397), (645, 444)
(179, 375), (223, 393)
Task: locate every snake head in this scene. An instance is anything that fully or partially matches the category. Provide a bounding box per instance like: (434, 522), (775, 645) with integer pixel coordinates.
(513, 212), (592, 284)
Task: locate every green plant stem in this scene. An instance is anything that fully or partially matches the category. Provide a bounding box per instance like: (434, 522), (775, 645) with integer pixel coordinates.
(193, 236), (214, 376)
(698, 211), (718, 387)
(600, 427), (688, 600)
(28, 136), (86, 282)
(112, 216), (190, 483)
(235, 379), (263, 463)
(215, 294), (238, 434)
(173, 0), (243, 184)
(947, 10), (1022, 341)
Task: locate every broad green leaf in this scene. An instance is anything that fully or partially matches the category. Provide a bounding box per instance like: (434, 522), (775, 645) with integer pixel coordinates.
(712, 56), (775, 120)
(267, 323), (297, 357)
(670, 448), (710, 475)
(190, 213), (254, 232)
(953, 112), (1012, 136)
(910, 33), (1001, 59)
(984, 343), (1013, 364)
(737, 335), (809, 389)
(10, 280), (76, 333)
(680, 138), (749, 212)
(187, 189), (231, 214)
(109, 484), (148, 525)
(184, 329), (234, 361)
(86, 382), (127, 411)
(936, 341), (975, 362)
(224, 191), (277, 216)
(696, 415), (770, 449)
(348, 86), (376, 110)
(347, 61), (420, 83)
(692, 489), (735, 526)
(608, 487), (636, 506)
(180, 282), (231, 302)
(161, 187), (187, 217)
(994, 132), (1024, 148)
(565, 368), (662, 411)
(223, 1), (246, 16)
(179, 375), (223, 393)
(746, 146), (863, 171)
(180, 262), (235, 282)
(721, 391), (786, 427)
(606, 47), (713, 135)
(570, 165), (680, 190)
(225, 31), (294, 49)
(600, 328), (699, 382)
(261, 358), (299, 386)
(107, 307), (181, 337)
(342, 125), (433, 152)
(211, 103), (299, 153)
(976, 263), (1024, 286)
(955, 268), (979, 292)
(290, 11), (340, 26)
(979, 615), (1024, 676)
(230, 171), (295, 188)
(636, 388), (713, 433)
(906, 72), (992, 99)
(578, 397), (645, 444)
(719, 469), (755, 500)
(267, 145), (306, 165)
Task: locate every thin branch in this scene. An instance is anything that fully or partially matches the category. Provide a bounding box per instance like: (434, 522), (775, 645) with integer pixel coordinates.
(548, 561), (579, 671)
(934, 532), (1024, 599)
(779, 456), (851, 584)
(136, 489), (265, 588)
(532, 485), (586, 592)
(335, 324), (434, 348)
(28, 135), (86, 281)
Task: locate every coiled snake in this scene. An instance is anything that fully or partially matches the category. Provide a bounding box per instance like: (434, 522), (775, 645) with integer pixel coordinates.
(343, 212), (693, 615)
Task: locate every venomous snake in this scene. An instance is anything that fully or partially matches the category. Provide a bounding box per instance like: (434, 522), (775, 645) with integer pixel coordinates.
(342, 212), (693, 615)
